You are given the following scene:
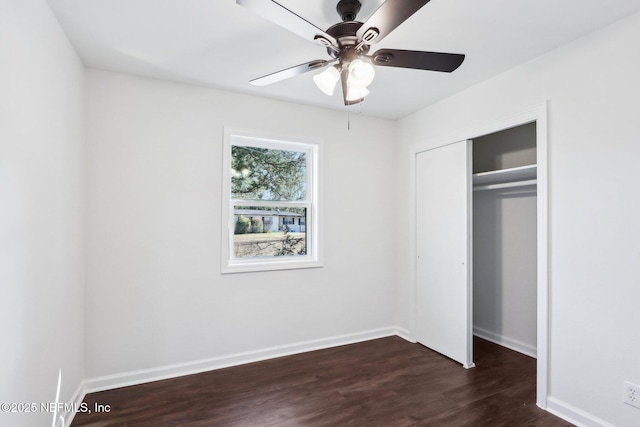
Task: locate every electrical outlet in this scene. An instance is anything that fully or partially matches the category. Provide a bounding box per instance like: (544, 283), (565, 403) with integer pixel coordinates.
(623, 381), (640, 409)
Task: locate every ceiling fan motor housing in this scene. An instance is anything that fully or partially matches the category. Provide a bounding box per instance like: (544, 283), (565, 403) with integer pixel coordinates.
(337, 0), (362, 22)
(325, 21), (370, 57)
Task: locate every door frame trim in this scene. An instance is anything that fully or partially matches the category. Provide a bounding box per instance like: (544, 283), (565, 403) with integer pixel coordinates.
(407, 102), (549, 408)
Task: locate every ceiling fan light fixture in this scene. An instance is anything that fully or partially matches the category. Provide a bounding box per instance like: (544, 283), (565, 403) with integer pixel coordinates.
(346, 86), (370, 102)
(348, 59), (375, 89)
(313, 66), (340, 96)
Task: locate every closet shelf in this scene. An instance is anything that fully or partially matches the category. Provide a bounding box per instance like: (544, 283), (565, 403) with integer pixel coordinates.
(473, 164), (537, 186)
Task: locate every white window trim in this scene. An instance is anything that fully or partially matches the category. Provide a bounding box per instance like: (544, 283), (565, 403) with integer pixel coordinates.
(221, 128), (323, 274)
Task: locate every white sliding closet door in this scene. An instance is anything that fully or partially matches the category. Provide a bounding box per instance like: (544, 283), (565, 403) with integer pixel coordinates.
(415, 140), (474, 368)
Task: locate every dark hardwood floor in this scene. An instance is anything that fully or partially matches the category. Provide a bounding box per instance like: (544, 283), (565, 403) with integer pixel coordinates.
(72, 336), (573, 426)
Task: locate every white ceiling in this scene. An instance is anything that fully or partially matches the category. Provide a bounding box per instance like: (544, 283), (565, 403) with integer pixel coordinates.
(47, 0), (640, 119)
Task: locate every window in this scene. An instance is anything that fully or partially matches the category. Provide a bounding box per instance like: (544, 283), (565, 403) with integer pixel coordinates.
(222, 130), (321, 273)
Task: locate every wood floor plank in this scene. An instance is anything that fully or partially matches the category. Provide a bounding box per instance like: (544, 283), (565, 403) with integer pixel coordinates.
(72, 337), (573, 426)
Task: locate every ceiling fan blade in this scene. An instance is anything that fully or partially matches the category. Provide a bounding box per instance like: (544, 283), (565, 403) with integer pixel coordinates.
(356, 0), (431, 44)
(371, 49), (465, 72)
(237, 0), (338, 49)
(250, 59), (335, 86)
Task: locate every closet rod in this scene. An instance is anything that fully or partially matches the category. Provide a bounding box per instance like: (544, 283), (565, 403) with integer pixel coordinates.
(473, 179), (537, 192)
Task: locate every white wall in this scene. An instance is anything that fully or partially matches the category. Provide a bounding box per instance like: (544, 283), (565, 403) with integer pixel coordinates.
(85, 69), (397, 379)
(0, 1), (85, 426)
(396, 11), (640, 427)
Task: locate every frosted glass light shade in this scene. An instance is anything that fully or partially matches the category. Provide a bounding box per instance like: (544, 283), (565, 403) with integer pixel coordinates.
(348, 59), (375, 88)
(313, 66), (340, 96)
(346, 87), (370, 102)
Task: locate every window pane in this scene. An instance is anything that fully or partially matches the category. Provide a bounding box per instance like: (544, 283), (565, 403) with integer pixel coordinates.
(233, 206), (307, 258)
(231, 145), (307, 201)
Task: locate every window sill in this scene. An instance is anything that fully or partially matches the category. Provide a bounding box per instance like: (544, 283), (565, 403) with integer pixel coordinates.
(221, 258), (323, 274)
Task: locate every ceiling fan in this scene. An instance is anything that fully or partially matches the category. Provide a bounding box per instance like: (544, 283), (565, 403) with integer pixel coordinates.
(236, 0), (465, 105)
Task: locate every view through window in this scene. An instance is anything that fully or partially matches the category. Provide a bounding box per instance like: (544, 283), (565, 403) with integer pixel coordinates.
(223, 132), (320, 272)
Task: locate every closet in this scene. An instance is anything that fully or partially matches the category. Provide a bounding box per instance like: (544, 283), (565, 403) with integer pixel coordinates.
(472, 123), (537, 358)
(415, 122), (538, 368)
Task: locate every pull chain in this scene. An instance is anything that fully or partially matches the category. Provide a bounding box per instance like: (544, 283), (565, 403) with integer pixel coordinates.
(346, 97), (365, 130)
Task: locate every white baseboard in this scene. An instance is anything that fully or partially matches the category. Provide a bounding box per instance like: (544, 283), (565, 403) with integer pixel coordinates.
(59, 381), (85, 427)
(546, 396), (616, 427)
(395, 327), (416, 343)
(82, 327), (398, 394)
(473, 326), (537, 358)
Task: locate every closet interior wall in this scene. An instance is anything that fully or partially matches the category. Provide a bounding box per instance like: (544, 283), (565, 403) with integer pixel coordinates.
(472, 123), (538, 357)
